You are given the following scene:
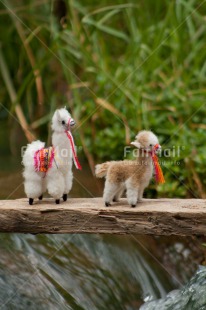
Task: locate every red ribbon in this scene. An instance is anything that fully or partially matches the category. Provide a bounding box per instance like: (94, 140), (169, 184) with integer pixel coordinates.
(65, 118), (82, 170)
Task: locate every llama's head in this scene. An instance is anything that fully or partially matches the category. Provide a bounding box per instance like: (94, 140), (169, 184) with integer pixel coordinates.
(51, 108), (75, 133)
(131, 130), (161, 153)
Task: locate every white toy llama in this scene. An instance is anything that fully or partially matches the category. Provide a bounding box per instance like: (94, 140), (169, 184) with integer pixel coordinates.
(23, 108), (81, 205)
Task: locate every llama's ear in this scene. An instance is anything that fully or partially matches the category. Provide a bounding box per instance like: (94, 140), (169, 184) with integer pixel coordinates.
(56, 109), (61, 121)
(131, 141), (141, 148)
(64, 106), (72, 113)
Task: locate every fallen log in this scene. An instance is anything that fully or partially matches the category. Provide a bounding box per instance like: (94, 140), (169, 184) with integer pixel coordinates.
(0, 198), (205, 235)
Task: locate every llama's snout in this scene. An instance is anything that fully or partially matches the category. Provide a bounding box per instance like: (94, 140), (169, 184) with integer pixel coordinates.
(67, 118), (76, 130)
(70, 119), (75, 127)
(154, 144), (161, 153)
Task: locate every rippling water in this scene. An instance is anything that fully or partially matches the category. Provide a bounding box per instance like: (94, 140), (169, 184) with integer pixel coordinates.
(0, 156), (204, 309)
(0, 234), (184, 309)
(140, 266), (206, 310)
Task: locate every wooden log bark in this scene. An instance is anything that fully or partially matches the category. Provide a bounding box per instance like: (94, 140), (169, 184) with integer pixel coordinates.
(0, 198), (206, 235)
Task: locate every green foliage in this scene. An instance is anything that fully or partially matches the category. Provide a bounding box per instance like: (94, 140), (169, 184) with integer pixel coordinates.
(0, 0), (206, 198)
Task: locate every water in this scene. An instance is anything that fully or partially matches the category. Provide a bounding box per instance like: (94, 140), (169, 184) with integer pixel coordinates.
(140, 266), (206, 310)
(0, 156), (205, 309)
(0, 234), (169, 309)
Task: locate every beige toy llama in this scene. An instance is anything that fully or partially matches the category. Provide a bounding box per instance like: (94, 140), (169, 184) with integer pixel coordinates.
(95, 130), (165, 207)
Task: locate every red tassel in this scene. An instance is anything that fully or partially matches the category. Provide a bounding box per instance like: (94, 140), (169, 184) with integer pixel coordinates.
(151, 144), (165, 184)
(151, 153), (165, 184)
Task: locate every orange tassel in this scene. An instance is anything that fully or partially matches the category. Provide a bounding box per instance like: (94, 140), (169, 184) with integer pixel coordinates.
(151, 153), (165, 184)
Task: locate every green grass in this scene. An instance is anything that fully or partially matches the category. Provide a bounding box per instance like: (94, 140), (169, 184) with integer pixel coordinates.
(0, 0), (206, 198)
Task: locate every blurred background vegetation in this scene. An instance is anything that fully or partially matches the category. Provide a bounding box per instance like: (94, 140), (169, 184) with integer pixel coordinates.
(0, 0), (206, 199)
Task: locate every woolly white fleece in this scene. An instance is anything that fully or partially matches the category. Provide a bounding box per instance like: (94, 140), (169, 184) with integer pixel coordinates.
(22, 108), (75, 202)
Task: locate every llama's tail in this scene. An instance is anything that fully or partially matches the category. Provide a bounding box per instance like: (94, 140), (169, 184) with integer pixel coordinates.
(22, 140), (45, 168)
(95, 162), (113, 178)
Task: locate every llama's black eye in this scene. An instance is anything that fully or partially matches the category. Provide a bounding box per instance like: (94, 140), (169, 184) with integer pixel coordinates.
(62, 120), (65, 125)
(149, 144), (152, 147)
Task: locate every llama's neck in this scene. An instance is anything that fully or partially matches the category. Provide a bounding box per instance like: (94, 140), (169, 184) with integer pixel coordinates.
(135, 150), (152, 166)
(52, 131), (72, 161)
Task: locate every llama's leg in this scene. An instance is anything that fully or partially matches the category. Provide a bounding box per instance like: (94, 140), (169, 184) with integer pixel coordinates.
(125, 180), (138, 208)
(103, 180), (119, 207)
(138, 186), (145, 202)
(62, 170), (73, 201)
(138, 180), (150, 201)
(23, 171), (43, 204)
(113, 186), (125, 202)
(47, 170), (64, 203)
(39, 178), (47, 200)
